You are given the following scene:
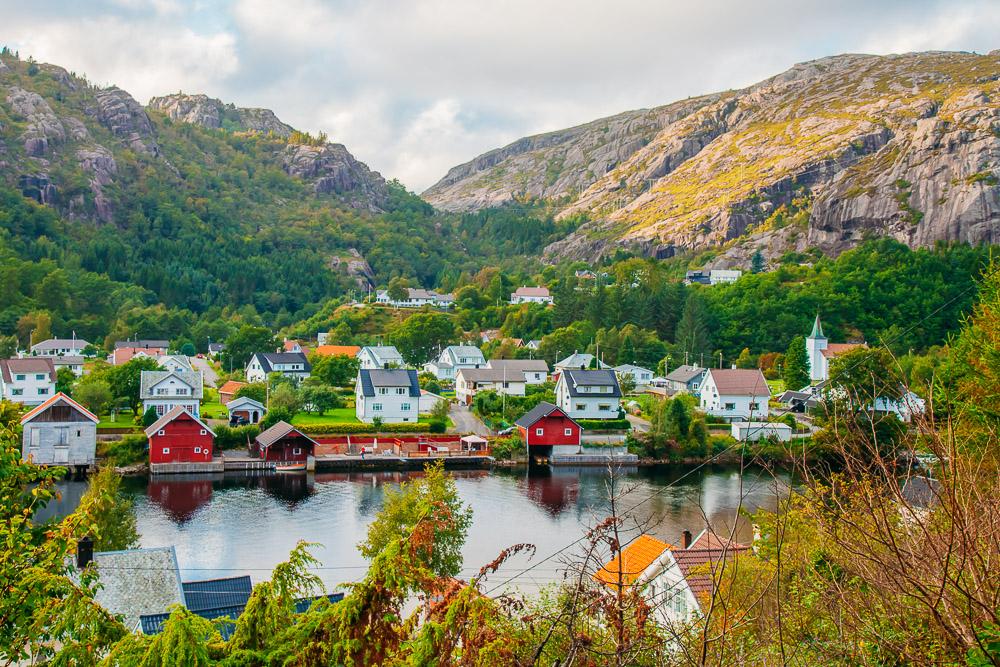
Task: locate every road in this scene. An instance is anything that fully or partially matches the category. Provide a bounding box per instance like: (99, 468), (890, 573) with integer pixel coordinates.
(190, 355), (219, 388)
(626, 414), (651, 433)
(448, 402), (491, 436)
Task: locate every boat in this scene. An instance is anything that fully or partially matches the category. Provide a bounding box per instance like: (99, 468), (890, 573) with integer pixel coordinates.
(274, 462), (306, 473)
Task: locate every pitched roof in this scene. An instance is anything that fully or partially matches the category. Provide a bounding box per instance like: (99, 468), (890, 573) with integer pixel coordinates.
(809, 314), (826, 339)
(218, 380), (247, 396)
(21, 392), (99, 424)
(30, 338), (89, 352)
(901, 476), (941, 510)
(513, 286), (551, 297)
(207, 342), (225, 352)
(555, 352), (600, 369)
(226, 396), (265, 411)
(360, 346), (404, 362)
(251, 352), (311, 373)
(821, 342), (867, 359)
(561, 369), (622, 397)
(358, 369), (420, 397)
(487, 359), (549, 373)
(673, 543), (749, 595)
(92, 546), (185, 630)
(615, 364), (653, 374)
(444, 345), (485, 362)
(52, 355), (85, 365)
(665, 365), (706, 383)
(594, 535), (672, 589)
(144, 406), (215, 438)
(255, 421), (317, 449)
(314, 345), (361, 357)
(159, 354), (193, 371)
(0, 357), (56, 382)
(182, 575), (253, 612)
(515, 401), (577, 428)
(114, 339), (169, 350)
(457, 367), (526, 383)
(706, 368), (769, 397)
(139, 370), (204, 400)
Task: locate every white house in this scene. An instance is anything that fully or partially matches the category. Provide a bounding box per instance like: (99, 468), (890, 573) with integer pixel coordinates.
(20, 392), (98, 467)
(0, 358), (56, 406)
(555, 369), (622, 419)
(731, 421), (793, 442)
(708, 269), (742, 284)
(245, 352), (311, 383)
(158, 355), (193, 373)
(357, 346), (405, 370)
(422, 345), (485, 380)
(355, 369), (420, 423)
(510, 286), (553, 305)
(375, 288), (453, 309)
(614, 364), (654, 387)
(455, 368), (527, 405)
(664, 365), (707, 395)
(139, 370), (203, 417)
(805, 314), (867, 383)
(486, 359), (548, 384)
(53, 355), (85, 376)
(873, 390), (927, 423)
(595, 530), (749, 630)
(30, 337), (90, 357)
(699, 368), (770, 422)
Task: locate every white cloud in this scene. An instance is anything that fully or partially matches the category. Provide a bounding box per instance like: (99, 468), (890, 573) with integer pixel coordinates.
(5, 0), (1000, 191)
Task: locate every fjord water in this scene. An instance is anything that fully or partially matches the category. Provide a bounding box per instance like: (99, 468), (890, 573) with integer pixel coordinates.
(50, 466), (786, 593)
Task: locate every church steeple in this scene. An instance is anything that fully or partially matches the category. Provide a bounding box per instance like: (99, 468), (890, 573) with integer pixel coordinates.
(809, 313), (826, 340)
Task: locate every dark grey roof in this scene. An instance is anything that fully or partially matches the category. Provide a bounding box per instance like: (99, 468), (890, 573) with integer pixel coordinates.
(93, 547), (185, 630)
(487, 359), (548, 373)
(515, 401), (577, 428)
(252, 352), (311, 373)
(207, 342), (225, 352)
(115, 339), (169, 349)
(665, 365), (706, 383)
(139, 370), (204, 400)
(30, 338), (89, 352)
(562, 369), (622, 397)
(901, 476), (941, 510)
(358, 369), (420, 397)
(183, 575), (252, 612)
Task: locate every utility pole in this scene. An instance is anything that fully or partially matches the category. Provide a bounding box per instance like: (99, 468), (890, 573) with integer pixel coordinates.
(719, 351), (723, 369)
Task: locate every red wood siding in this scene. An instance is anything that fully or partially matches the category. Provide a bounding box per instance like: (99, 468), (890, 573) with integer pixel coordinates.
(261, 435), (314, 462)
(520, 413), (580, 447)
(149, 414), (214, 464)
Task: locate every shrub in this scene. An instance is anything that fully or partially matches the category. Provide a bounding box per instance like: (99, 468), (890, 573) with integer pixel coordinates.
(490, 436), (522, 461)
(98, 434), (148, 466)
(213, 424), (261, 450)
(142, 407), (159, 428)
(577, 418), (630, 431)
(711, 434), (738, 455)
(261, 407), (294, 430)
(428, 419), (447, 434)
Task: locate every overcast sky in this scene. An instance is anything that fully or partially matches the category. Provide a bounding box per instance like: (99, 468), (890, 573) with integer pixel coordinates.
(3, 0), (999, 191)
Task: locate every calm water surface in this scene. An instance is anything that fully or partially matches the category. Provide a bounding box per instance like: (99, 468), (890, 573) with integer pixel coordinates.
(50, 465), (786, 594)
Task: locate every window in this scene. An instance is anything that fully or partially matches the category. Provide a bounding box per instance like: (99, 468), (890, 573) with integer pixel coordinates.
(293, 447), (301, 455)
(396, 387), (405, 395)
(599, 404), (610, 411)
(199, 429), (207, 435)
(156, 388), (168, 395)
(35, 374), (46, 381)
(373, 403), (383, 411)
(378, 387), (388, 395)
(11, 388), (23, 396)
(401, 403), (411, 411)
(176, 388), (188, 395)
(38, 388), (49, 395)
(576, 403), (585, 411)
(15, 374), (25, 381)
(724, 402), (736, 411)
(564, 428), (572, 436)
(536, 428), (544, 436)
(156, 405), (165, 415)
(158, 430), (165, 435)
(162, 448), (170, 454)
(194, 447), (202, 454)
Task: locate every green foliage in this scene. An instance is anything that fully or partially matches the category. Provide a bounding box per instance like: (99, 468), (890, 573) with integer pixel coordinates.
(294, 421), (431, 434)
(427, 419), (446, 433)
(489, 435), (522, 460)
(98, 434), (148, 466)
(142, 406), (159, 427)
(260, 406), (294, 430)
(179, 342), (197, 357)
(55, 366), (76, 394)
(751, 250), (766, 273)
(106, 356), (162, 414)
(212, 424), (260, 450)
(72, 379), (112, 415)
(388, 311), (457, 365)
(300, 382), (342, 415)
(576, 418), (631, 430)
(308, 352), (359, 387)
(234, 382), (266, 404)
(268, 383), (303, 415)
(783, 335), (810, 390)
(82, 466), (138, 552)
(358, 461), (472, 578)
(221, 325), (276, 371)
(674, 291), (712, 362)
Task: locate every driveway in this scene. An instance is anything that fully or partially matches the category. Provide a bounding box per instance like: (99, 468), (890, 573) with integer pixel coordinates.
(626, 414), (651, 433)
(449, 402), (491, 436)
(190, 356), (219, 388)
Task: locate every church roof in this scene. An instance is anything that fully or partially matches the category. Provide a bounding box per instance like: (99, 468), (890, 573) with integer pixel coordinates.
(809, 314), (826, 339)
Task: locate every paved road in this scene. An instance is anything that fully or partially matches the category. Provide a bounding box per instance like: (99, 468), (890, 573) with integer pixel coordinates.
(626, 414), (651, 433)
(190, 356), (219, 388)
(448, 402), (491, 436)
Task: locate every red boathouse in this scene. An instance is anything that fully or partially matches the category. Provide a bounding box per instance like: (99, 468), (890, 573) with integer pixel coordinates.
(253, 421), (316, 462)
(145, 407), (215, 464)
(515, 401), (582, 457)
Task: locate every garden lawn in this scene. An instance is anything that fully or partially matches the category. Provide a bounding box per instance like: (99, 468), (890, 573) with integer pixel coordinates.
(200, 398), (226, 420)
(97, 411), (138, 430)
(291, 408), (360, 425)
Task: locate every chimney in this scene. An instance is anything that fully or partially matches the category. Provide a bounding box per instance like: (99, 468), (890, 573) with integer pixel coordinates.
(77, 535), (94, 568)
(681, 530), (692, 549)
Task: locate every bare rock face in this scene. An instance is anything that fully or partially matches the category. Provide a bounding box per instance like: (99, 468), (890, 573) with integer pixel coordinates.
(76, 145), (118, 221)
(331, 248), (376, 288)
(92, 87), (159, 156)
(148, 93), (293, 137)
(283, 143), (389, 210)
(6, 86), (65, 156)
(18, 173), (57, 205)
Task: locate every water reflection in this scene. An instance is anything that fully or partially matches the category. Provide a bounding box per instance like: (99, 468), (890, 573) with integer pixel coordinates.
(147, 475), (217, 522)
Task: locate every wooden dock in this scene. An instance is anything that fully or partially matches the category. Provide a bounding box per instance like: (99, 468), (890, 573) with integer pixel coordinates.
(549, 453), (639, 466)
(151, 460), (226, 475)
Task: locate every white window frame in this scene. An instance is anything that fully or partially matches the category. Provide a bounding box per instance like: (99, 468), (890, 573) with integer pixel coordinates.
(199, 429), (207, 435)
(162, 447), (170, 454)
(373, 403), (383, 412)
(564, 428), (572, 436)
(158, 429), (165, 435)
(535, 428), (544, 436)
(194, 447), (202, 454)
(292, 447), (302, 455)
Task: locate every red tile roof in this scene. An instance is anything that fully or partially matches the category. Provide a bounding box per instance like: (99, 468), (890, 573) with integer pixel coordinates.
(672, 544), (748, 595)
(707, 368), (769, 397)
(821, 342), (867, 359)
(218, 380), (246, 396)
(594, 535), (672, 589)
(0, 357), (56, 382)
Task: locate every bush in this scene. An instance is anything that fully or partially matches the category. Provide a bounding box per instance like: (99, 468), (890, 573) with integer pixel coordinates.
(577, 418), (630, 431)
(141, 407), (159, 427)
(295, 422), (432, 435)
(710, 435), (738, 455)
(490, 436), (522, 461)
(213, 424), (261, 450)
(98, 434), (148, 466)
(261, 407), (295, 430)
(428, 419), (447, 434)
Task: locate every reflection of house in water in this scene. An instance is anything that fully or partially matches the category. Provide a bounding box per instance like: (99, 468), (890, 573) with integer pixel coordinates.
(147, 474), (219, 522)
(521, 467), (580, 515)
(251, 472), (315, 507)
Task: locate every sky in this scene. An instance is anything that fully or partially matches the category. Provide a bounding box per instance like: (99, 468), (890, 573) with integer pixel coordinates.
(3, 0), (999, 191)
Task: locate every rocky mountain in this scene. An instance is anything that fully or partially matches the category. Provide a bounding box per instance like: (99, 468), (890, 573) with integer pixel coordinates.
(427, 51), (1000, 265)
(0, 59), (388, 223)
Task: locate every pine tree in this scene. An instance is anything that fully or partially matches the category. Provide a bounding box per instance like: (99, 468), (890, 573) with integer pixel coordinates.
(783, 335), (810, 390)
(674, 292), (711, 364)
(751, 250), (766, 274)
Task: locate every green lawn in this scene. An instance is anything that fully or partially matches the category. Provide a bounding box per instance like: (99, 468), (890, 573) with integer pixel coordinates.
(97, 411), (138, 429)
(290, 408), (360, 425)
(200, 398), (227, 420)
(767, 379), (786, 395)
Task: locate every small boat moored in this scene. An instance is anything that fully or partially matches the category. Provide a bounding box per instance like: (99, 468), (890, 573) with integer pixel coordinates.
(275, 462), (306, 473)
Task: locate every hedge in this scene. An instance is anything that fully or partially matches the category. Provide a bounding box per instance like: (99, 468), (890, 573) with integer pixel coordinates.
(578, 418), (631, 431)
(295, 422), (432, 435)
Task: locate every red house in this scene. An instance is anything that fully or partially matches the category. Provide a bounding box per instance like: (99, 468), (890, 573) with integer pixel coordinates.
(145, 407), (215, 464)
(515, 401), (582, 457)
(253, 421), (316, 462)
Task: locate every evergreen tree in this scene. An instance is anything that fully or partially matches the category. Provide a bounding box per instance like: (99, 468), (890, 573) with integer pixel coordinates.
(674, 292), (711, 364)
(783, 335), (810, 389)
(751, 250), (766, 274)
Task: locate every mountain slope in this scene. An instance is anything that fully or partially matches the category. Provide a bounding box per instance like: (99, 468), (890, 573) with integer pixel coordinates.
(428, 51), (1000, 264)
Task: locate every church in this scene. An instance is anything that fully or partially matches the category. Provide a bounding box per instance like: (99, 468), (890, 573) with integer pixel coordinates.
(805, 315), (867, 383)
